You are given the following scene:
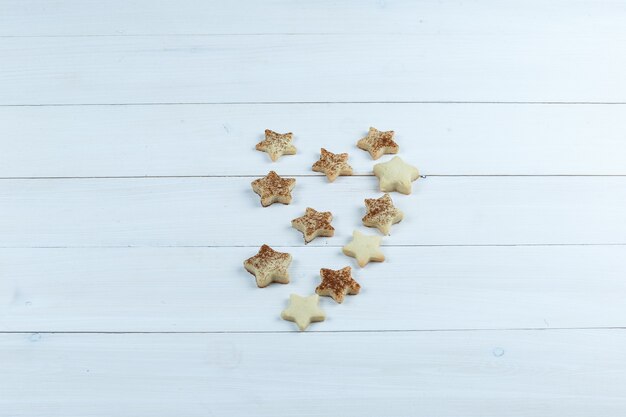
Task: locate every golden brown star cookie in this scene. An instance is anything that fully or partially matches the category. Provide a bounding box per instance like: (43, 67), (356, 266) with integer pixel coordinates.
(315, 266), (361, 303)
(312, 148), (353, 182)
(243, 244), (292, 288)
(255, 129), (297, 161)
(291, 207), (334, 244)
(251, 171), (296, 207)
(357, 127), (399, 160)
(362, 193), (404, 235)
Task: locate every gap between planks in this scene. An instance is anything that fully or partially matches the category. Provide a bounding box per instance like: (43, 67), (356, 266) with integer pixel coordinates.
(0, 175), (625, 180)
(1, 243), (625, 249)
(2, 327), (626, 335)
(3, 101), (626, 107)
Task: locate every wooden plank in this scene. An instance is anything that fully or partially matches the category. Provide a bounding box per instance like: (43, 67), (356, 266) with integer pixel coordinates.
(1, 0), (623, 36)
(1, 34), (625, 105)
(1, 246), (625, 332)
(2, 103), (625, 177)
(1, 330), (626, 416)
(1, 177), (624, 247)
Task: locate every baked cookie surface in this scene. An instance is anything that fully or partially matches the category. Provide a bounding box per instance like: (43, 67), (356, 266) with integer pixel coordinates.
(255, 129), (297, 162)
(281, 294), (326, 331)
(312, 148), (353, 182)
(315, 266), (361, 303)
(362, 193), (404, 235)
(291, 207), (335, 243)
(251, 171), (296, 207)
(342, 230), (385, 267)
(243, 244), (292, 288)
(357, 127), (399, 160)
(373, 156), (419, 195)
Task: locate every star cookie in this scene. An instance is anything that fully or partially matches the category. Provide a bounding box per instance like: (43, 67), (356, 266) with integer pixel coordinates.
(373, 156), (419, 195)
(243, 244), (292, 288)
(357, 127), (399, 160)
(315, 266), (361, 303)
(251, 171), (296, 207)
(362, 193), (404, 235)
(281, 294), (326, 331)
(255, 129), (297, 161)
(342, 230), (385, 268)
(291, 207), (335, 244)
(312, 148), (353, 182)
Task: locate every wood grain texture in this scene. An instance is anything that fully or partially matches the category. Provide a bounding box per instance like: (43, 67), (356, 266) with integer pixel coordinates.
(1, 0), (623, 36)
(2, 330), (626, 417)
(1, 176), (624, 247)
(1, 246), (625, 332)
(1, 33), (624, 105)
(2, 103), (624, 177)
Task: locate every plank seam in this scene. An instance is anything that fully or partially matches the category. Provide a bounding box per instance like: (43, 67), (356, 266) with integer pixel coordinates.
(2, 327), (626, 334)
(0, 175), (624, 180)
(3, 101), (626, 107)
(1, 243), (624, 249)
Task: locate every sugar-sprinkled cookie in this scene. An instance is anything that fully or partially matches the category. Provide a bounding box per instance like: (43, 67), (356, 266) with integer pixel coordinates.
(255, 129), (297, 162)
(291, 207), (335, 244)
(362, 193), (403, 235)
(373, 156), (419, 195)
(342, 230), (385, 267)
(251, 171), (296, 207)
(315, 266), (360, 303)
(357, 127), (399, 160)
(312, 148), (353, 182)
(243, 244), (292, 288)
(281, 294), (326, 331)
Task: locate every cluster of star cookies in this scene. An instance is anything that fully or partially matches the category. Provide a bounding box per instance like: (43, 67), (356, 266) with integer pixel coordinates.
(244, 128), (419, 330)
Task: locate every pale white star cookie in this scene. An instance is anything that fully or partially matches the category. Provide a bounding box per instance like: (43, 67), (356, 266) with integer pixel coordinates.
(362, 193), (404, 235)
(243, 244), (292, 288)
(281, 294), (326, 331)
(342, 230), (385, 267)
(373, 156), (419, 195)
(255, 129), (297, 162)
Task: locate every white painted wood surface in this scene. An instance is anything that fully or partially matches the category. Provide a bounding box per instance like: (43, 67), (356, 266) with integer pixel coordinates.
(1, 246), (625, 332)
(2, 331), (626, 417)
(1, 177), (625, 247)
(1, 0), (623, 36)
(1, 1), (626, 416)
(1, 103), (625, 177)
(1, 33), (625, 104)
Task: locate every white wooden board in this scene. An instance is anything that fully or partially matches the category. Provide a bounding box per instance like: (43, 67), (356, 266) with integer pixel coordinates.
(1, 246), (625, 332)
(2, 0), (626, 415)
(1, 176), (624, 247)
(2, 330), (626, 417)
(1, 103), (624, 177)
(1, 33), (625, 105)
(1, 0), (623, 36)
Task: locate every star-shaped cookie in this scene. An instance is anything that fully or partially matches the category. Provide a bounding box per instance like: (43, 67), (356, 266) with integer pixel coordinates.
(342, 230), (385, 267)
(281, 294), (326, 331)
(357, 127), (399, 160)
(255, 129), (297, 161)
(315, 266), (361, 303)
(373, 156), (419, 195)
(291, 207), (335, 244)
(243, 244), (292, 288)
(312, 148), (353, 182)
(251, 171), (296, 207)
(362, 193), (404, 235)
